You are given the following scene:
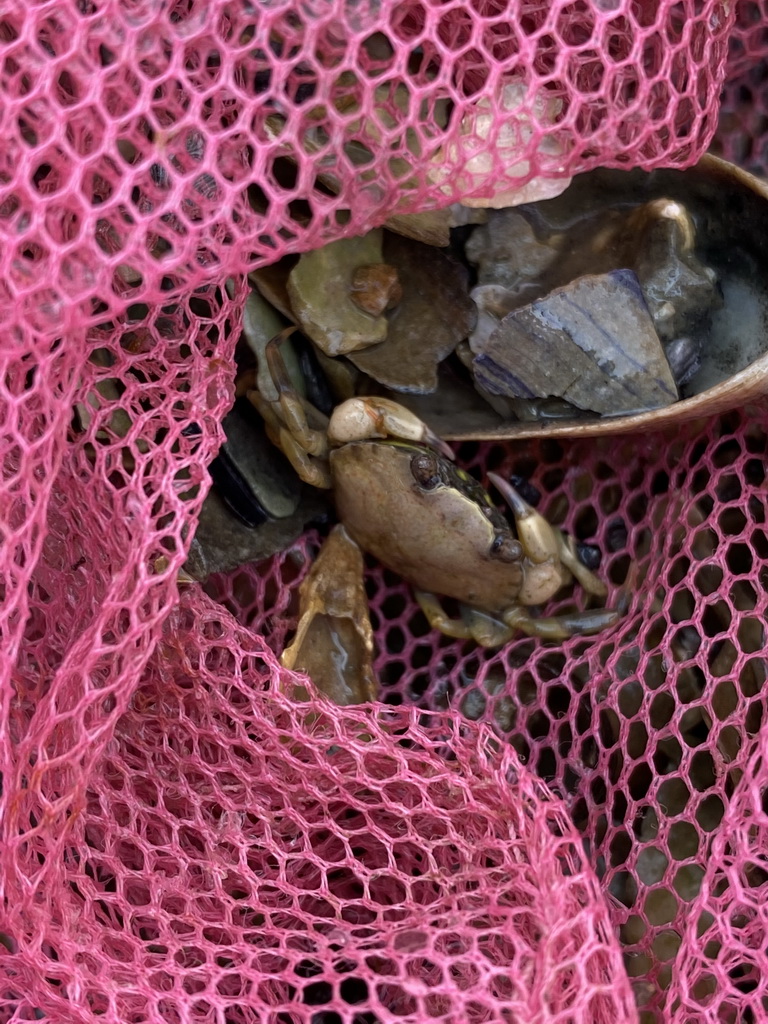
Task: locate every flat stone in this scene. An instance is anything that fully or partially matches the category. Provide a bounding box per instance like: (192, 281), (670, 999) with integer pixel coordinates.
(287, 230), (389, 356)
(184, 485), (329, 580)
(470, 270), (678, 416)
(348, 232), (477, 394)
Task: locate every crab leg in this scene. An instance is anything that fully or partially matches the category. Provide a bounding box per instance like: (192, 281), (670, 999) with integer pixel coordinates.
(556, 532), (609, 598)
(501, 604), (620, 641)
(487, 472), (559, 563)
(415, 592), (529, 650)
(416, 592), (620, 646)
(263, 329), (329, 457)
(249, 392), (332, 489)
(414, 591), (475, 640)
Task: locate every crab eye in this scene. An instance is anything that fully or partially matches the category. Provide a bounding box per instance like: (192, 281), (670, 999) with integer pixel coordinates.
(411, 451), (441, 490)
(490, 533), (523, 562)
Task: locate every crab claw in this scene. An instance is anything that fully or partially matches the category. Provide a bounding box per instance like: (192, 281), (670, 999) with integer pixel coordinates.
(487, 472), (559, 564)
(328, 398), (455, 461)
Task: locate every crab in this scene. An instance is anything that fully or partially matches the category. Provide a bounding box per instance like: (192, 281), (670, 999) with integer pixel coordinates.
(248, 329), (619, 669)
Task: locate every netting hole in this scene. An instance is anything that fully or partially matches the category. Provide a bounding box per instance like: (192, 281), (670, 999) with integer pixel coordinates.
(389, 5), (426, 44)
(657, 777), (690, 816)
(574, 503), (599, 539)
(536, 746), (557, 779)
(668, 555), (690, 587)
(605, 517), (628, 551)
(636, 846), (668, 885)
(437, 9), (476, 53)
(701, 602), (732, 638)
(719, 507), (748, 538)
(618, 681), (642, 718)
(653, 736), (682, 774)
(644, 885), (680, 927)
(510, 734), (530, 764)
(627, 721), (649, 760)
(541, 466), (566, 496)
(690, 749), (718, 791)
(669, 586), (695, 622)
(609, 869), (637, 909)
(744, 695), (766, 738)
(628, 762), (653, 801)
(694, 564), (723, 595)
(610, 829), (632, 868)
(608, 553), (631, 586)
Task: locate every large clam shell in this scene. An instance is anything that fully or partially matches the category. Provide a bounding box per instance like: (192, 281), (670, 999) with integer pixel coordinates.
(440, 155), (768, 441)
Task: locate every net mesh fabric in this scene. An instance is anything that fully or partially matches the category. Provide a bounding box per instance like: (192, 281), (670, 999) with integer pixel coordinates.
(0, 1), (766, 1021)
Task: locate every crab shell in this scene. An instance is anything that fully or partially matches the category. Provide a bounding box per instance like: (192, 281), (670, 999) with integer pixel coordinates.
(330, 439), (567, 617)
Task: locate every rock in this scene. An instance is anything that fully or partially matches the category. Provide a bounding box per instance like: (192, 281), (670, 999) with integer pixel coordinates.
(287, 230), (389, 356)
(184, 486), (329, 580)
(185, 400), (331, 579)
(210, 398), (303, 525)
(347, 232), (477, 394)
(350, 264), (402, 316)
(470, 270), (678, 416)
(465, 209), (560, 294)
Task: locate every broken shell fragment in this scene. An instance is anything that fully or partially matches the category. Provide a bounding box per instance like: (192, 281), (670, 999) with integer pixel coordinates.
(209, 398), (303, 526)
(281, 524), (378, 706)
(287, 229), (389, 356)
(428, 78), (572, 208)
(347, 232), (477, 394)
(471, 271), (678, 416)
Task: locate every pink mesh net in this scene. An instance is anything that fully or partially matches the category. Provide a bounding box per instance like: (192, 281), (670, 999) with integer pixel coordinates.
(1, 1), (767, 1021)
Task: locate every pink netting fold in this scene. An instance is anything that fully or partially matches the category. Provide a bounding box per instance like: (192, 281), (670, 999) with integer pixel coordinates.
(0, 0), (731, 325)
(1, 602), (639, 1023)
(2, 1), (768, 1022)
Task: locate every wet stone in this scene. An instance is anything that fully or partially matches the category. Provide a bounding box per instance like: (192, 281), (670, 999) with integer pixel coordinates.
(287, 230), (389, 356)
(615, 200), (720, 346)
(184, 485), (330, 580)
(249, 258), (297, 320)
(465, 208), (560, 294)
(348, 232), (477, 394)
(471, 270), (678, 416)
(186, 398), (333, 579)
(242, 288), (290, 403)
